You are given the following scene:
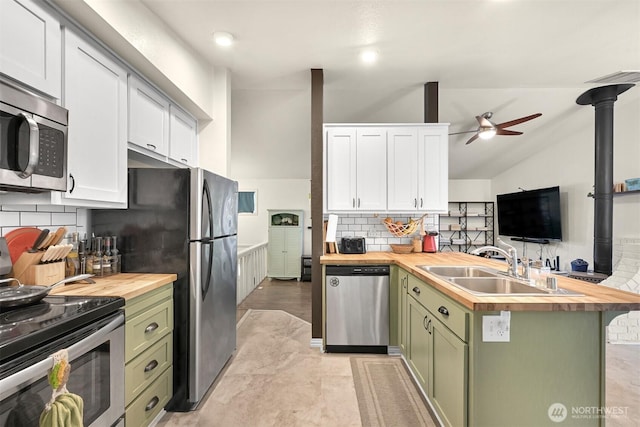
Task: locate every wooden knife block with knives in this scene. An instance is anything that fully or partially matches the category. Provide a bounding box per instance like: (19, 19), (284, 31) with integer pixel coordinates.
(11, 227), (69, 286)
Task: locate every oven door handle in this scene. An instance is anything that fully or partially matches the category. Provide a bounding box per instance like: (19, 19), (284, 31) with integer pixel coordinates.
(0, 313), (124, 400)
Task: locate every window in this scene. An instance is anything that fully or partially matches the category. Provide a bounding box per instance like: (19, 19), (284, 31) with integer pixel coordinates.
(238, 190), (257, 214)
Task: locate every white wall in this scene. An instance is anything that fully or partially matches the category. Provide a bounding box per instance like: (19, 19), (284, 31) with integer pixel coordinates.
(449, 180), (492, 201)
(237, 179), (311, 255)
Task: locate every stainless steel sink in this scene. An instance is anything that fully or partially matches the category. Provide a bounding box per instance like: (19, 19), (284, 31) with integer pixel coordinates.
(418, 265), (583, 296)
(419, 265), (500, 278)
(448, 277), (550, 295)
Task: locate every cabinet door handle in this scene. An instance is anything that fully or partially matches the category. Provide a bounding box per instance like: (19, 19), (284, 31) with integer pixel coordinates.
(146, 143), (157, 151)
(423, 315), (429, 330)
(144, 359), (159, 373)
(145, 322), (159, 333)
(181, 158), (188, 163)
(438, 306), (450, 316)
(412, 286), (420, 295)
(414, 198), (417, 208)
(69, 174), (75, 194)
(428, 319), (432, 334)
(352, 198), (356, 208)
(420, 198), (423, 208)
(145, 396), (160, 412)
(357, 198), (361, 208)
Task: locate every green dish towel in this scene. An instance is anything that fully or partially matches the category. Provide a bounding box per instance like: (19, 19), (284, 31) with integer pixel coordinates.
(39, 392), (84, 427)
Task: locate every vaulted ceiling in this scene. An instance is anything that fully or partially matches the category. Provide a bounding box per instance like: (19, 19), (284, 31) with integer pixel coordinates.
(133, 1), (640, 178)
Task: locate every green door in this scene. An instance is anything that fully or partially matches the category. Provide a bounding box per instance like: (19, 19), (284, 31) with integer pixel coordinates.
(429, 316), (468, 427)
(407, 295), (430, 390)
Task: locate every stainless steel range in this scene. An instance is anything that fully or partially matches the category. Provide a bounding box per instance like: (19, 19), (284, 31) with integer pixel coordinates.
(0, 294), (125, 426)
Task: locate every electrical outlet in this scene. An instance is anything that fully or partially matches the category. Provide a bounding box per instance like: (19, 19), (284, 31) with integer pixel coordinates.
(368, 230), (379, 238)
(482, 313), (510, 342)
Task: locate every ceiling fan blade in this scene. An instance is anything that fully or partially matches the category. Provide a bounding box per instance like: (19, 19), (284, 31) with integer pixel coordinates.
(495, 113), (542, 129)
(465, 134), (480, 145)
(495, 129), (523, 136)
(449, 130), (478, 136)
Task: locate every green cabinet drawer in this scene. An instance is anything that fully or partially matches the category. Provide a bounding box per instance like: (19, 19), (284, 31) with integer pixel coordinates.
(125, 298), (173, 361)
(407, 274), (468, 342)
(125, 333), (173, 406)
(125, 285), (173, 319)
(125, 368), (172, 427)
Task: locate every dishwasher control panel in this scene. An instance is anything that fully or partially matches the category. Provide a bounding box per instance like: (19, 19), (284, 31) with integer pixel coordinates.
(325, 265), (390, 276)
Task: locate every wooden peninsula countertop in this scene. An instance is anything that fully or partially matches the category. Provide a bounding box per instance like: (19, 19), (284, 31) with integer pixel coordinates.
(50, 273), (177, 301)
(321, 252), (640, 312)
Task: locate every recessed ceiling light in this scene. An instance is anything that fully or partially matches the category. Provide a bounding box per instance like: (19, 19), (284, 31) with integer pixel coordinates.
(360, 49), (379, 64)
(213, 31), (234, 47)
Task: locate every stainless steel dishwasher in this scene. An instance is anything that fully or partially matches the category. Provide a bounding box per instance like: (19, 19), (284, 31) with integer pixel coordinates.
(325, 265), (389, 353)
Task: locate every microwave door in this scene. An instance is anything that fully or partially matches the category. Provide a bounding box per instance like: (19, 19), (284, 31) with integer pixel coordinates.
(0, 104), (34, 188)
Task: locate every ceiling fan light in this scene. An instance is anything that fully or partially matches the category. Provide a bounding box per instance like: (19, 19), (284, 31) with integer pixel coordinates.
(478, 128), (497, 140)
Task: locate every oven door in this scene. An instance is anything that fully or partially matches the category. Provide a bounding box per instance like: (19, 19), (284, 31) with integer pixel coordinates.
(0, 313), (125, 427)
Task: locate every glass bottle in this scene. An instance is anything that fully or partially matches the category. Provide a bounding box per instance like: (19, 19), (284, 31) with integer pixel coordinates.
(92, 236), (103, 276)
(78, 240), (87, 275)
(65, 232), (79, 276)
(102, 236), (112, 275)
(111, 236), (120, 274)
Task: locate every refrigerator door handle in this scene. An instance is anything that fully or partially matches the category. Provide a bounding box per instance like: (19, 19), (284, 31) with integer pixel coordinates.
(201, 180), (215, 299)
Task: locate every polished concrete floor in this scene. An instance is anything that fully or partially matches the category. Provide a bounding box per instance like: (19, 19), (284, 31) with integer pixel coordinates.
(235, 278), (639, 426)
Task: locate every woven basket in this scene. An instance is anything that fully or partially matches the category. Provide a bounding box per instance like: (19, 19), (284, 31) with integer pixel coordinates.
(390, 244), (414, 254)
(383, 214), (427, 237)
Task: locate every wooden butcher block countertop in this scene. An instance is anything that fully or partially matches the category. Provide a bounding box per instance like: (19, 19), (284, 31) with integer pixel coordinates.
(50, 273), (177, 301)
(321, 252), (640, 312)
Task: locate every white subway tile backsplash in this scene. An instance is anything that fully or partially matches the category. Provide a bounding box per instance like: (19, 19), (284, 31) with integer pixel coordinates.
(0, 211), (20, 227)
(0, 205), (86, 238)
(20, 212), (51, 226)
(51, 212), (78, 226)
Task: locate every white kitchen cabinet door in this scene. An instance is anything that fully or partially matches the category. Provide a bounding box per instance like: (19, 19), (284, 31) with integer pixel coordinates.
(355, 128), (387, 211)
(387, 127), (419, 211)
(418, 126), (448, 212)
(325, 127), (387, 212)
(60, 28), (127, 207)
(128, 75), (169, 156)
(169, 105), (197, 167)
(0, 0), (61, 98)
(326, 127), (357, 211)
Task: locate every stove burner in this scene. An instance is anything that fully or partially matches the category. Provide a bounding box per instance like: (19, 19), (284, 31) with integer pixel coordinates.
(0, 301), (50, 323)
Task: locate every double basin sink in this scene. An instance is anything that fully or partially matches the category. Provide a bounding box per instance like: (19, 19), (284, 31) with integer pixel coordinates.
(419, 265), (582, 296)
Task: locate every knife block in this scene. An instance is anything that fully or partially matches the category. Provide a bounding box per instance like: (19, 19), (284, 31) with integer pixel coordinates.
(12, 252), (65, 285)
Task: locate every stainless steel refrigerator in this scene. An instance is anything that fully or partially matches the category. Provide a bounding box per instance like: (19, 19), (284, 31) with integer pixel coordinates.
(91, 167), (238, 411)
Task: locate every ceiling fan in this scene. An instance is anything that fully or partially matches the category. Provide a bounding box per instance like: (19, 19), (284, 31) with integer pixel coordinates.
(450, 112), (542, 145)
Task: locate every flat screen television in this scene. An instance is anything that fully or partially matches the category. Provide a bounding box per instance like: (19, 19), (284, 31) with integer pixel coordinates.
(496, 186), (563, 242)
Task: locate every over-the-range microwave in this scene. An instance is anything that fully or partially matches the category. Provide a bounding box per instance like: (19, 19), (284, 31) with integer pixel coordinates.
(0, 79), (68, 193)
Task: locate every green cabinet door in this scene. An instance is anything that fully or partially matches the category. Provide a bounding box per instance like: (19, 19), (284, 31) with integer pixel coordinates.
(399, 269), (409, 355)
(429, 315), (468, 427)
(407, 295), (430, 390)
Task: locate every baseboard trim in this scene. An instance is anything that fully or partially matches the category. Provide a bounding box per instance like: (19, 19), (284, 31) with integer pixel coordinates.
(310, 338), (323, 350)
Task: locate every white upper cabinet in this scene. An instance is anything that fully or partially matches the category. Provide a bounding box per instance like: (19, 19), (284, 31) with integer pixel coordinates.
(0, 0), (61, 99)
(169, 105), (197, 167)
(387, 124), (449, 213)
(325, 124), (448, 214)
(128, 74), (170, 156)
(387, 127), (419, 211)
(418, 125), (448, 213)
(59, 28), (127, 207)
(325, 126), (387, 212)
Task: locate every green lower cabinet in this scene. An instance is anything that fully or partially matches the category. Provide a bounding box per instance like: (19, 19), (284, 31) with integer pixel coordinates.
(429, 315), (468, 427)
(399, 268), (409, 355)
(407, 295), (430, 391)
